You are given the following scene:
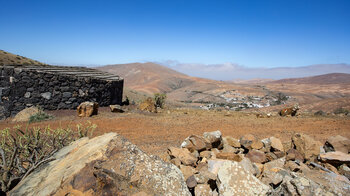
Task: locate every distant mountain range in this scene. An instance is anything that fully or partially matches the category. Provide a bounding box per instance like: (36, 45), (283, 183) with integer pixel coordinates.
(158, 61), (350, 80)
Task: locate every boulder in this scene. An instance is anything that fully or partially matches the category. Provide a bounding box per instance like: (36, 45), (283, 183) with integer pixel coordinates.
(319, 151), (350, 166)
(194, 171), (217, 184)
(292, 133), (322, 161)
(109, 104), (124, 113)
(246, 149), (266, 163)
(139, 97), (157, 113)
(9, 133), (191, 196)
(12, 107), (40, 122)
(203, 130), (222, 148)
(186, 175), (197, 188)
(324, 135), (350, 154)
(216, 161), (271, 195)
(77, 101), (99, 117)
(181, 135), (210, 152)
(270, 137), (284, 152)
(223, 136), (241, 148)
(240, 134), (256, 149)
(180, 165), (196, 180)
(168, 147), (197, 166)
(251, 140), (264, 150)
(286, 148), (304, 162)
(216, 152), (243, 162)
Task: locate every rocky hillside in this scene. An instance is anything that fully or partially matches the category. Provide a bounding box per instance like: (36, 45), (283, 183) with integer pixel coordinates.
(0, 50), (46, 66)
(10, 131), (350, 195)
(269, 73), (350, 85)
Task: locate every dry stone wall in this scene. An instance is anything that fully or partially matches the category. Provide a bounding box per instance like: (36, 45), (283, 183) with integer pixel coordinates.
(0, 65), (123, 119)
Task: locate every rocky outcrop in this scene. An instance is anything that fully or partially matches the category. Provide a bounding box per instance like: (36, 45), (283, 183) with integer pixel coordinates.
(324, 135), (350, 154)
(12, 106), (39, 122)
(10, 133), (190, 196)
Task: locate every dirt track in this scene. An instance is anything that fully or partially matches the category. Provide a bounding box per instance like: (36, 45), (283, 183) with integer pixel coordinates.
(1, 107), (349, 156)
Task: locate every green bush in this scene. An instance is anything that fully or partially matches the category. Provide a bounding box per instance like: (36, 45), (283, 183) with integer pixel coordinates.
(333, 107), (349, 115)
(28, 110), (53, 123)
(0, 123), (96, 192)
(154, 93), (167, 108)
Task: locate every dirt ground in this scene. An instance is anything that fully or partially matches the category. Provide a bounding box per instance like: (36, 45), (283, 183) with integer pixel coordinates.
(1, 107), (349, 156)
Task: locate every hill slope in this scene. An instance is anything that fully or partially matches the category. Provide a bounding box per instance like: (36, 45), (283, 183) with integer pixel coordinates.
(269, 73), (350, 84)
(0, 50), (46, 66)
(96, 62), (199, 94)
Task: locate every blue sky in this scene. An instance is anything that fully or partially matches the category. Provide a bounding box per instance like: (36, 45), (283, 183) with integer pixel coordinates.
(0, 0), (349, 68)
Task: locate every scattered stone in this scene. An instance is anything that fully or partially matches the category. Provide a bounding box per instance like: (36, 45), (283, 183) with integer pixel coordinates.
(319, 151), (350, 166)
(203, 130), (222, 148)
(12, 107), (40, 122)
(339, 164), (350, 179)
(40, 92), (51, 100)
(286, 148), (304, 162)
(324, 135), (350, 154)
(194, 184), (212, 196)
(77, 101), (99, 117)
(222, 143), (240, 153)
(292, 133), (322, 161)
(240, 134), (256, 149)
(216, 152), (243, 162)
(261, 138), (272, 152)
(24, 92), (31, 98)
(181, 135), (210, 152)
(270, 136), (284, 152)
(139, 97), (157, 113)
(170, 158), (182, 167)
(180, 165), (196, 180)
(223, 136), (241, 148)
(109, 104), (124, 113)
(266, 152), (278, 162)
(246, 149), (266, 163)
(208, 159), (227, 175)
(194, 171), (216, 184)
(199, 151), (212, 159)
(324, 163), (339, 174)
(168, 147), (197, 166)
(251, 140), (264, 150)
(240, 157), (260, 176)
(186, 175), (197, 188)
(216, 161), (271, 195)
(9, 133), (191, 196)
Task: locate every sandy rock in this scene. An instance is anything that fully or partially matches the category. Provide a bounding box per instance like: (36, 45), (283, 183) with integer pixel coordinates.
(216, 161), (271, 195)
(223, 136), (241, 148)
(109, 104), (124, 113)
(266, 152), (278, 162)
(170, 157), (182, 167)
(264, 157), (285, 171)
(194, 184), (213, 196)
(240, 134), (256, 149)
(10, 133), (191, 196)
(181, 135), (211, 152)
(139, 97), (157, 113)
(240, 157), (260, 176)
(168, 147), (197, 166)
(292, 133), (322, 161)
(324, 163), (340, 174)
(199, 151), (212, 159)
(194, 170), (217, 184)
(251, 140), (264, 150)
(180, 165), (196, 180)
(216, 152), (243, 162)
(203, 130), (222, 148)
(325, 135), (350, 154)
(208, 159), (227, 175)
(270, 137), (284, 152)
(12, 106), (40, 122)
(286, 148), (304, 162)
(273, 151), (285, 158)
(222, 143), (241, 153)
(262, 167), (285, 186)
(319, 151), (350, 166)
(77, 101), (99, 117)
(246, 149), (266, 163)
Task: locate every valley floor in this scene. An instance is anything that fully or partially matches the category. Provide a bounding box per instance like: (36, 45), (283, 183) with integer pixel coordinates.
(0, 107), (349, 156)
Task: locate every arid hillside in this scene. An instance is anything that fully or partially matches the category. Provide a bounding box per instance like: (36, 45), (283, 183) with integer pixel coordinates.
(0, 50), (46, 66)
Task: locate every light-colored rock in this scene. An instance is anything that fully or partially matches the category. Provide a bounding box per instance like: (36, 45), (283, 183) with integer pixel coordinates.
(109, 104), (124, 113)
(186, 175), (197, 188)
(168, 147), (197, 166)
(180, 165), (196, 180)
(292, 133), (322, 161)
(12, 106), (40, 122)
(261, 138), (271, 152)
(251, 140), (264, 150)
(203, 130), (222, 148)
(319, 151), (350, 165)
(10, 133), (191, 196)
(181, 135), (211, 152)
(339, 164), (350, 179)
(270, 137), (284, 152)
(139, 97), (157, 113)
(40, 92), (51, 100)
(194, 170), (217, 184)
(208, 159), (227, 175)
(77, 101), (99, 117)
(240, 157), (260, 176)
(217, 161), (271, 195)
(325, 135), (350, 154)
(195, 184), (213, 196)
(223, 136), (241, 148)
(286, 148), (304, 162)
(199, 151), (212, 159)
(246, 149), (266, 163)
(170, 157), (182, 167)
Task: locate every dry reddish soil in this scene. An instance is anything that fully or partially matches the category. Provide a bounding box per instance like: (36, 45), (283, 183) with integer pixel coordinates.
(1, 107), (349, 156)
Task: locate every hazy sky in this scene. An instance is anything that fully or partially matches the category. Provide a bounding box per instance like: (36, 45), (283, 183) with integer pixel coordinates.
(0, 0), (349, 68)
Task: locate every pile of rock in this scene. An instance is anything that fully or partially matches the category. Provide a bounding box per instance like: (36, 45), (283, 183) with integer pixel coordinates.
(165, 131), (350, 195)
